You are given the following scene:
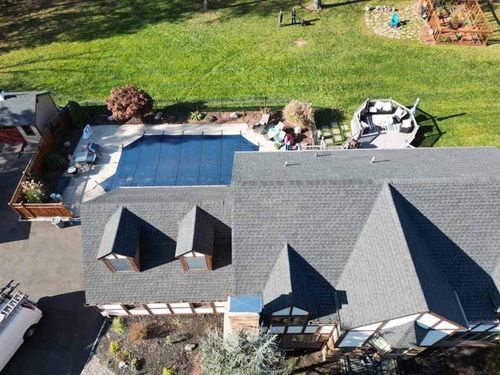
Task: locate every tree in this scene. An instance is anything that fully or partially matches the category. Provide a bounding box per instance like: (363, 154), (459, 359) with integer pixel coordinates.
(283, 100), (314, 130)
(106, 85), (153, 121)
(199, 330), (287, 375)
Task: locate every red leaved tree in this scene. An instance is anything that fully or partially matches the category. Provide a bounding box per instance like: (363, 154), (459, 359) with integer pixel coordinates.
(106, 85), (153, 121)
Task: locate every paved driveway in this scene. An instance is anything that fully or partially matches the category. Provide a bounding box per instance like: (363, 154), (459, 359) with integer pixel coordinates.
(0, 145), (103, 375)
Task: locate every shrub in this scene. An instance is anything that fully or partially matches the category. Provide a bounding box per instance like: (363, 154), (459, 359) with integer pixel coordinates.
(109, 340), (121, 354)
(200, 330), (287, 375)
(204, 114), (216, 123)
(162, 367), (175, 375)
(66, 101), (87, 129)
(116, 350), (131, 362)
(106, 85), (153, 121)
(43, 152), (68, 174)
(283, 100), (314, 129)
(111, 317), (125, 335)
(170, 317), (184, 329)
(190, 109), (205, 121)
(128, 321), (147, 343)
(21, 179), (45, 203)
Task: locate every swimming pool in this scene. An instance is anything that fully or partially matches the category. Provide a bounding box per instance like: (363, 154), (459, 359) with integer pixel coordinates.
(107, 134), (258, 189)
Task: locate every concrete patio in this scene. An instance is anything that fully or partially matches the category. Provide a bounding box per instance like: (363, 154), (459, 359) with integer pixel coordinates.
(62, 123), (274, 217)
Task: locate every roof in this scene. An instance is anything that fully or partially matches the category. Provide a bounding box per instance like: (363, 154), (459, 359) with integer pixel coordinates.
(0, 91), (47, 127)
(97, 206), (141, 259)
(232, 148), (500, 327)
(175, 206), (215, 257)
(232, 147), (500, 184)
(262, 244), (318, 316)
(81, 147), (500, 329)
(82, 186), (232, 305)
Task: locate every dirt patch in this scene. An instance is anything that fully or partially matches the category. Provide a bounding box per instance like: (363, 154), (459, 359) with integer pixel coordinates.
(96, 314), (222, 375)
(294, 38), (306, 47)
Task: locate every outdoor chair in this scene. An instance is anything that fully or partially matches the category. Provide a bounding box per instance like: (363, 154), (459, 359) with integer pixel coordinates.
(254, 113), (270, 129)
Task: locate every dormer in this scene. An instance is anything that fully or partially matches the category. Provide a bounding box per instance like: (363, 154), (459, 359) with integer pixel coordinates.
(175, 206), (214, 271)
(97, 206), (141, 273)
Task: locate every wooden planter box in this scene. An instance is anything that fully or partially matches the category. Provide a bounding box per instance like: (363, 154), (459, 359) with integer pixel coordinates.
(10, 201), (73, 219)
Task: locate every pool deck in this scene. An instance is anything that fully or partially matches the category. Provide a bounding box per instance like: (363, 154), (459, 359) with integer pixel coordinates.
(62, 123), (274, 218)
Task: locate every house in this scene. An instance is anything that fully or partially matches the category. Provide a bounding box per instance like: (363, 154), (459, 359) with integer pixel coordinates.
(81, 146), (500, 357)
(0, 91), (59, 144)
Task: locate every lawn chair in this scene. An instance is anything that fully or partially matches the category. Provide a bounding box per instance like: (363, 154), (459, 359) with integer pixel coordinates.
(254, 113), (270, 130)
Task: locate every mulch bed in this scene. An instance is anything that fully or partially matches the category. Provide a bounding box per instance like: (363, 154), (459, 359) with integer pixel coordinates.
(96, 314), (222, 375)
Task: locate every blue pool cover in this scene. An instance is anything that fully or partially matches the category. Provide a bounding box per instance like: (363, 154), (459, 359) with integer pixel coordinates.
(107, 134), (258, 189)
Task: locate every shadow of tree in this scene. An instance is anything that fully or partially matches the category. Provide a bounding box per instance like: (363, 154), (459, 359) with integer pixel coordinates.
(0, 0), (322, 53)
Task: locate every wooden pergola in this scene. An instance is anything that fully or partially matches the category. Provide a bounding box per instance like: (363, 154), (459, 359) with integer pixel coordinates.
(418, 0), (494, 46)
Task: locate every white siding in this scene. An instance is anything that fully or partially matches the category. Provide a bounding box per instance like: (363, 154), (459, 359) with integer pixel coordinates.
(434, 321), (459, 330)
(338, 330), (372, 347)
(318, 325), (334, 334)
(147, 303), (168, 308)
(291, 307), (308, 315)
(129, 309), (148, 315)
(304, 326), (318, 333)
(272, 308), (290, 316)
(194, 307), (214, 314)
(382, 314), (420, 329)
(270, 326), (285, 334)
(151, 309), (171, 315)
(353, 322), (382, 331)
(417, 313), (440, 328)
(287, 326), (303, 334)
(472, 324), (495, 332)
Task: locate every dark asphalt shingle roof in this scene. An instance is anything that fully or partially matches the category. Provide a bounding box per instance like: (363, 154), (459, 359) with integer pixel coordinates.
(82, 147), (500, 330)
(262, 244), (318, 316)
(175, 206), (215, 257)
(0, 91), (46, 127)
(82, 186), (232, 305)
(97, 206), (141, 259)
(232, 148), (499, 327)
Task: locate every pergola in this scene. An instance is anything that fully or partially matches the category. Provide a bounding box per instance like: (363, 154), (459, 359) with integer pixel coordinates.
(419, 0), (494, 46)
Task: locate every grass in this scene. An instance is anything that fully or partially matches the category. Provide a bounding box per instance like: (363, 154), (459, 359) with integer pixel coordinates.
(0, 0), (499, 147)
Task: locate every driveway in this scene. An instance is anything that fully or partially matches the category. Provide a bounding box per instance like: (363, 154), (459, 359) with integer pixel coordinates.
(0, 144), (103, 375)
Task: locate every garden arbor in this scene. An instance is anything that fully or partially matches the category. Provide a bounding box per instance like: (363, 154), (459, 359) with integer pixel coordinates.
(419, 0), (493, 46)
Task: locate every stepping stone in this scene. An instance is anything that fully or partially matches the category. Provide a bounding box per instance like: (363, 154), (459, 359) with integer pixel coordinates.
(344, 131), (352, 137)
(332, 128), (341, 135)
(340, 124), (350, 131)
(333, 134), (343, 143)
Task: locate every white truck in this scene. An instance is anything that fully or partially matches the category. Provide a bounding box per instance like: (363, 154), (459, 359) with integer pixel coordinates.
(0, 281), (42, 372)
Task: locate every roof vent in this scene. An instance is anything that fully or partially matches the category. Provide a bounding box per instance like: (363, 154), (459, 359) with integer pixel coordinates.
(371, 156), (376, 164)
(284, 160), (288, 167)
(0, 91), (5, 101)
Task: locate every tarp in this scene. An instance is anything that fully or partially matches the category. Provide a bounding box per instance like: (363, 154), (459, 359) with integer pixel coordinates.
(108, 134), (258, 189)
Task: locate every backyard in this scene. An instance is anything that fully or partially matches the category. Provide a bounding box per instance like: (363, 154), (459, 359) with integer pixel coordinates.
(0, 0), (499, 147)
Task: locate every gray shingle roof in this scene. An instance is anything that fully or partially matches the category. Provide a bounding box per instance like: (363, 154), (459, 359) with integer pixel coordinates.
(0, 91), (46, 127)
(262, 244), (318, 316)
(232, 148), (499, 327)
(175, 206), (215, 257)
(97, 206), (141, 259)
(232, 147), (500, 184)
(81, 147), (500, 330)
(82, 186), (232, 305)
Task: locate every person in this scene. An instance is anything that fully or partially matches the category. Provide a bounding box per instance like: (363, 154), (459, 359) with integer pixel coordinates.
(278, 9), (283, 27)
(291, 7), (297, 25)
(284, 132), (294, 150)
(390, 9), (400, 28)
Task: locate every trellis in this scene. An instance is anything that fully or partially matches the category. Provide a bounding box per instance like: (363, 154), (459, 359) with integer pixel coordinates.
(418, 0), (493, 46)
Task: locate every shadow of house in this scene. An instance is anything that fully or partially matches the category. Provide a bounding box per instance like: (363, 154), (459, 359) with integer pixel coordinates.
(2, 291), (103, 375)
(262, 244), (339, 321)
(392, 187), (499, 324)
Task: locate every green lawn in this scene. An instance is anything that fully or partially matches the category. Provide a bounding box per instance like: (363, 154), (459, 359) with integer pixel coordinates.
(1, 0), (499, 146)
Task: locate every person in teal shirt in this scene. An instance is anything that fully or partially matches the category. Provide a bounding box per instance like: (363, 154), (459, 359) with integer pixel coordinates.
(390, 10), (400, 28)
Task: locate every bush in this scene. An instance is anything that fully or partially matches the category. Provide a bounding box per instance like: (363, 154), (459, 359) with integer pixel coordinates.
(283, 100), (314, 129)
(109, 341), (121, 354)
(106, 85), (153, 121)
(162, 367), (175, 375)
(21, 179), (45, 203)
(66, 101), (87, 129)
(204, 114), (216, 123)
(116, 350), (131, 362)
(190, 109), (205, 121)
(43, 152), (68, 174)
(200, 330), (287, 375)
(111, 317), (125, 335)
(128, 321), (147, 343)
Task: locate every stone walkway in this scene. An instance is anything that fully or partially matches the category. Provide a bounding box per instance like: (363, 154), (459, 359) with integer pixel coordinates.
(364, 2), (426, 40)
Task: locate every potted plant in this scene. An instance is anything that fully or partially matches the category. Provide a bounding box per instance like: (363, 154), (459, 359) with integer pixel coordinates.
(449, 12), (464, 29)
